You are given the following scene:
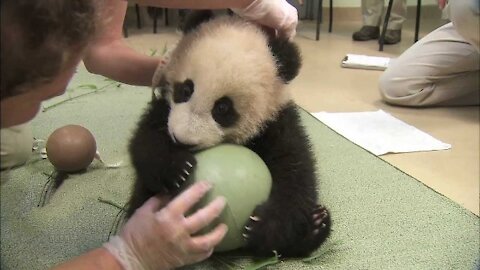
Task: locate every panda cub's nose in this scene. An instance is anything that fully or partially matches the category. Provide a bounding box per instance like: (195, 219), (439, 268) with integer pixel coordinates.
(173, 79), (194, 103)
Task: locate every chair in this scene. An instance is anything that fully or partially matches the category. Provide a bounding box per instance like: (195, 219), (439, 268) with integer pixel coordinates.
(379, 0), (422, 51)
(123, 4), (142, 38)
(314, 0), (422, 50)
(315, 0), (333, 41)
(152, 8), (170, 34)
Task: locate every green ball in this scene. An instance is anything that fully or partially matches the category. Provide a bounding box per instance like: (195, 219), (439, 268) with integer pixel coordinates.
(188, 144), (272, 252)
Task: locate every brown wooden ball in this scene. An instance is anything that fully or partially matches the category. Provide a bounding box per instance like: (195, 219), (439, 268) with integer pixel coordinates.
(46, 125), (97, 172)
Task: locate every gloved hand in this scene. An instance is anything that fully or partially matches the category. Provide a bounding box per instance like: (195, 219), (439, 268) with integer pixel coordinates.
(438, 0), (447, 9)
(104, 181), (228, 270)
(232, 0), (299, 40)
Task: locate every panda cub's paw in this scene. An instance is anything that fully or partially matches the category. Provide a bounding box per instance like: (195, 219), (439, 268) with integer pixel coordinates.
(243, 203), (331, 257)
(165, 150), (196, 192)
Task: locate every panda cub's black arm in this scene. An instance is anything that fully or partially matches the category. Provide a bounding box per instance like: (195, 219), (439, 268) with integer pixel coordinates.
(127, 98), (196, 215)
(245, 103), (331, 257)
(248, 104), (318, 209)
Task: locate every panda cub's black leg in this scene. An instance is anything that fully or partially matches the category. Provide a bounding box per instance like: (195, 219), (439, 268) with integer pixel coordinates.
(243, 200), (331, 257)
(308, 205), (332, 251)
(242, 105), (332, 257)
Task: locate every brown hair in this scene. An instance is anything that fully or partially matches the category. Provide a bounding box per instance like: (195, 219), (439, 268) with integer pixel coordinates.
(0, 0), (98, 99)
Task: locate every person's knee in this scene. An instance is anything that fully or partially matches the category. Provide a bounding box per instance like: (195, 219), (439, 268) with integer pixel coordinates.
(1, 123), (33, 170)
(379, 68), (406, 103)
(449, 0), (480, 51)
(378, 68), (430, 107)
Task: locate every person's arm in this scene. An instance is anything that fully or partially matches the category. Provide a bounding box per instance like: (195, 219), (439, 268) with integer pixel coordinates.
(51, 182), (227, 270)
(83, 0), (160, 86)
(84, 0), (297, 85)
(83, 0), (253, 86)
(126, 0), (253, 9)
(133, 0), (298, 39)
(438, 0), (447, 9)
(51, 248), (123, 270)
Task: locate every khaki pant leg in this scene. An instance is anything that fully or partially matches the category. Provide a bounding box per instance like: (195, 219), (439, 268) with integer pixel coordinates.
(388, 0), (407, 30)
(379, 23), (480, 106)
(1, 123), (33, 170)
(362, 0), (406, 29)
(449, 0), (480, 51)
(362, 0), (384, 27)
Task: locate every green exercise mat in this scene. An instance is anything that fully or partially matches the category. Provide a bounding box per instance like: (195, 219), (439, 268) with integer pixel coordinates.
(1, 65), (478, 269)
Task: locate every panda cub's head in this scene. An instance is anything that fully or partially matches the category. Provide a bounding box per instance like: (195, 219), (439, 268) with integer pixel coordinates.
(152, 11), (301, 150)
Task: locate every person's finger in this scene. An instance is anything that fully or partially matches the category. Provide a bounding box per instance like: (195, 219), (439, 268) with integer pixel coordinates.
(187, 223), (228, 254)
(280, 18), (298, 40)
(260, 25), (277, 39)
(278, 27), (296, 41)
(185, 196), (227, 234)
(182, 248), (215, 265)
(166, 181), (212, 214)
(139, 195), (168, 213)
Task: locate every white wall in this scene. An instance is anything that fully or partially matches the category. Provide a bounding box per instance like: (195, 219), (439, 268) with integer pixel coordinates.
(332, 0), (437, 8)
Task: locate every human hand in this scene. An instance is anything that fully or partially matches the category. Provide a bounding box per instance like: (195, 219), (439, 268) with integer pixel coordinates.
(232, 0), (299, 40)
(438, 0), (447, 9)
(104, 181), (228, 270)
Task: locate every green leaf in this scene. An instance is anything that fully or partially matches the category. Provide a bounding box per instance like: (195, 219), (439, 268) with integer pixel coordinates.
(161, 43), (168, 55)
(211, 256), (238, 270)
(245, 251), (280, 270)
(149, 48), (158, 56)
(77, 84), (98, 90)
(97, 197), (126, 211)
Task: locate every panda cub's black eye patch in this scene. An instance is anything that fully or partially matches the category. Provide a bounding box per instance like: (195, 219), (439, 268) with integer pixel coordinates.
(212, 96), (239, 127)
(173, 79), (194, 103)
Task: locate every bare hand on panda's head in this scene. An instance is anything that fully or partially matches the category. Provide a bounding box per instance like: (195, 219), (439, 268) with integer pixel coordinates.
(104, 181), (228, 270)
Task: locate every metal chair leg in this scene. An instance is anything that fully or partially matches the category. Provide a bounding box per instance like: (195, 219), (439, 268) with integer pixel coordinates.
(307, 0), (314, 20)
(379, 0), (394, 51)
(135, 4), (141, 29)
(328, 0), (333, 33)
(316, 0), (323, 40)
(165, 9), (169, 26)
(414, 0), (421, 42)
(153, 8), (158, 33)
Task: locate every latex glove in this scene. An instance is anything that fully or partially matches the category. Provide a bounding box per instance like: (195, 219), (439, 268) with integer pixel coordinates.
(438, 0), (447, 9)
(104, 181), (228, 270)
(232, 0), (299, 40)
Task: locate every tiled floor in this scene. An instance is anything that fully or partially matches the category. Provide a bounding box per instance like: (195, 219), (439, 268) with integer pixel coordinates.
(122, 12), (479, 215)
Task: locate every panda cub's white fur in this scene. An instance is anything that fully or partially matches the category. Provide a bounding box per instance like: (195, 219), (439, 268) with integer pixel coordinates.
(153, 16), (292, 149)
(128, 11), (331, 258)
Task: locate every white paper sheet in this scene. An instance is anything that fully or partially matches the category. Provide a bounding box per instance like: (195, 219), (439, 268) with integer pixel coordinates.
(341, 54), (392, 71)
(311, 110), (451, 156)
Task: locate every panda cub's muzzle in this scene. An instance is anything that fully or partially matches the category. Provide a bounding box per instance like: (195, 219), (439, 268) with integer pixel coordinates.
(170, 133), (198, 150)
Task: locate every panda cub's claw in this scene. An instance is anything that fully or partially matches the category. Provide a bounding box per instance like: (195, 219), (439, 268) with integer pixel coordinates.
(249, 215), (261, 222)
(166, 151), (196, 192)
(311, 205), (330, 238)
(175, 161), (194, 187)
(242, 216), (260, 240)
(242, 203), (331, 257)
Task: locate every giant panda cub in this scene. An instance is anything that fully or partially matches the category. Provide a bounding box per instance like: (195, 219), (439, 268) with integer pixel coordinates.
(127, 11), (331, 257)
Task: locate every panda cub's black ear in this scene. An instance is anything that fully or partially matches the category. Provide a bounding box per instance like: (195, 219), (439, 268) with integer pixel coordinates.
(269, 38), (302, 83)
(182, 10), (215, 34)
